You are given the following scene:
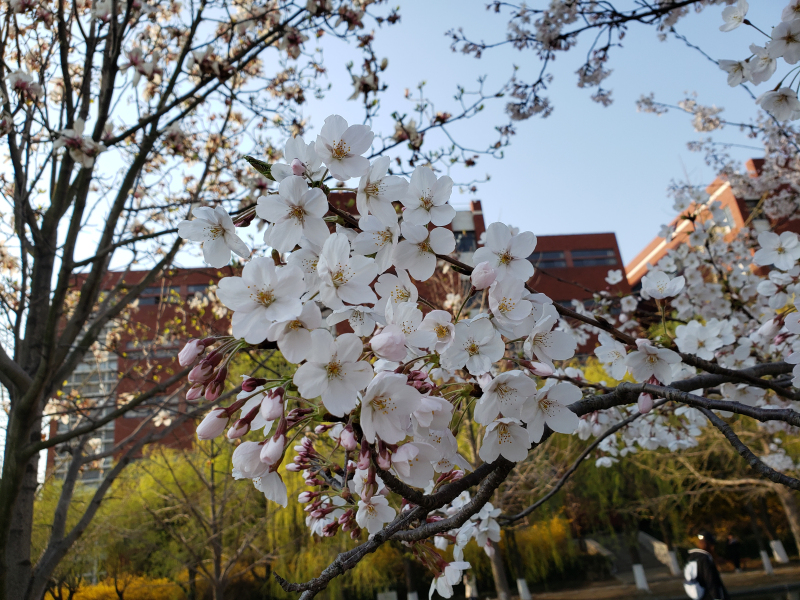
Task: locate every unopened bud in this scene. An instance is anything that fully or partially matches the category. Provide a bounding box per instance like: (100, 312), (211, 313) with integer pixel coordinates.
(471, 261), (497, 290)
(291, 158), (306, 176)
(196, 407), (228, 440)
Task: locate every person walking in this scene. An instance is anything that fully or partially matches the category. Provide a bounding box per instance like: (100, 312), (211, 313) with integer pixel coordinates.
(726, 534), (742, 573)
(683, 531), (730, 600)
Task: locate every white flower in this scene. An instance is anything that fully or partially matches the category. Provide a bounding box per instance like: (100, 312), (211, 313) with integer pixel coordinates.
(520, 380), (581, 443)
(757, 88), (800, 121)
(719, 59), (748, 87)
(256, 176), (329, 252)
(178, 206), (250, 268)
(374, 269), (418, 314)
(605, 269), (623, 285)
(266, 301), (322, 363)
(422, 428), (471, 473)
(370, 326), (408, 361)
(386, 301), (437, 349)
(317, 232), (378, 310)
(719, 0), (747, 32)
(753, 231), (800, 270)
(348, 467), (385, 498)
(413, 396), (454, 432)
(488, 277), (532, 331)
(429, 562), (471, 600)
(641, 270), (685, 299)
(327, 305), (380, 337)
(674, 320), (723, 361)
(784, 1), (800, 22)
(196, 407), (228, 440)
(441, 317), (505, 375)
(593, 332), (628, 380)
(216, 258), (305, 344)
(479, 417), (529, 463)
(232, 441), (270, 480)
(356, 156), (407, 225)
(746, 45), (776, 85)
(286, 238), (323, 297)
(624, 339), (681, 384)
(418, 310), (455, 353)
(393, 223), (455, 281)
(621, 296), (638, 313)
(356, 495), (396, 535)
(353, 215), (399, 274)
(293, 330), (374, 416)
(523, 315), (577, 368)
(254, 470), (288, 507)
(472, 222), (536, 282)
(400, 166), (455, 226)
(315, 114), (373, 181)
(271, 136), (325, 182)
(391, 442), (438, 488)
(474, 370), (536, 425)
(360, 372), (422, 444)
(720, 383), (764, 407)
(768, 19), (800, 63)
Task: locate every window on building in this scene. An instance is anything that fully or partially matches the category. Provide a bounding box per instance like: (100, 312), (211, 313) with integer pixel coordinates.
(187, 284), (209, 295)
(528, 251), (567, 269)
(138, 285), (182, 305)
(571, 248), (617, 267)
(454, 230), (477, 253)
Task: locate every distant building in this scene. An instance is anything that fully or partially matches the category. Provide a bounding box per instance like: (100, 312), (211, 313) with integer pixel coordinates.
(625, 158), (800, 287)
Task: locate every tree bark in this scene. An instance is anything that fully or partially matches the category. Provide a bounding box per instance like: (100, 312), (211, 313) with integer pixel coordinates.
(774, 485), (800, 558)
(488, 540), (511, 600)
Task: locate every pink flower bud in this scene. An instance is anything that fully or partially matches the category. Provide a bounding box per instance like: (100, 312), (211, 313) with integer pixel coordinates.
(226, 419), (250, 439)
(637, 393), (654, 414)
(357, 443), (371, 470)
(519, 360), (555, 377)
(260, 434), (285, 466)
(471, 261), (497, 290)
(188, 361), (214, 384)
(285, 462), (302, 472)
(370, 325), (407, 362)
(179, 339), (205, 366)
(291, 158), (306, 176)
(260, 387), (285, 421)
(242, 377), (267, 392)
(186, 384), (205, 401)
(204, 379), (224, 401)
(340, 425), (358, 451)
(196, 408), (228, 440)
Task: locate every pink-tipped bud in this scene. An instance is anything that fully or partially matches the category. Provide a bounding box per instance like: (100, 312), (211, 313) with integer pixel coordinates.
(471, 261), (497, 290)
(285, 462), (302, 472)
(376, 446), (391, 470)
(520, 360), (555, 377)
(226, 419), (250, 439)
(291, 158), (306, 176)
(186, 384), (205, 401)
(204, 379), (224, 401)
(298, 491), (318, 503)
(637, 393), (654, 414)
(357, 443), (371, 470)
(179, 339), (206, 367)
(242, 377), (268, 392)
(188, 361), (215, 384)
(370, 325), (407, 362)
(234, 212), (255, 228)
(340, 425), (358, 451)
(260, 387), (285, 421)
(196, 407), (228, 440)
(260, 434), (285, 466)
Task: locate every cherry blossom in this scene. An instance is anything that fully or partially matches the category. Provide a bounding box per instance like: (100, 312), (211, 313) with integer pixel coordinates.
(391, 442), (438, 487)
(355, 495), (396, 535)
(521, 380), (581, 443)
(719, 0), (747, 32)
(471, 222), (536, 282)
(640, 270), (685, 299)
(417, 310), (455, 353)
(356, 156), (407, 226)
(271, 136), (326, 182)
(400, 166), (455, 226)
(293, 330), (373, 416)
(178, 206), (250, 268)
(216, 258), (306, 344)
(317, 233), (378, 309)
(256, 176), (329, 252)
(479, 417), (529, 462)
(523, 314), (577, 368)
(757, 88), (800, 121)
(768, 18), (800, 63)
(429, 562), (471, 600)
(471, 261), (497, 289)
(624, 339), (681, 385)
(327, 305), (380, 337)
(266, 301), (322, 363)
(594, 332), (629, 380)
(753, 231), (800, 270)
(353, 215), (400, 274)
(360, 372), (422, 444)
(441, 317), (505, 375)
(315, 115), (374, 181)
(393, 223), (456, 281)
(474, 370), (536, 425)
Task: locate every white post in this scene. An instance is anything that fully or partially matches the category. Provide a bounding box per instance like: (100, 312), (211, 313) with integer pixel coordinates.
(463, 574), (479, 600)
(632, 564), (649, 591)
(516, 578), (531, 600)
(407, 593), (418, 600)
(667, 550), (681, 576)
(769, 539), (790, 564)
(760, 549), (775, 575)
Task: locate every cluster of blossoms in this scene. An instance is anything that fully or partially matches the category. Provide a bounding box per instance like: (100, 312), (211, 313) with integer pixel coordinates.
(718, 1), (800, 120)
(177, 112), (800, 594)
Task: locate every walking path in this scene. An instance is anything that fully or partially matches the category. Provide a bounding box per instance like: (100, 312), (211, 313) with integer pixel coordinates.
(527, 562), (800, 599)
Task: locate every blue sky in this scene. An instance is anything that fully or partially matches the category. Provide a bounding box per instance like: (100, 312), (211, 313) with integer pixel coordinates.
(296, 1), (780, 263)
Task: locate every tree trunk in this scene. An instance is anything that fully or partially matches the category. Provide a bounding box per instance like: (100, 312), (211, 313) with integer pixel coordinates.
(5, 422), (41, 600)
(488, 540), (511, 600)
(774, 485), (800, 558)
